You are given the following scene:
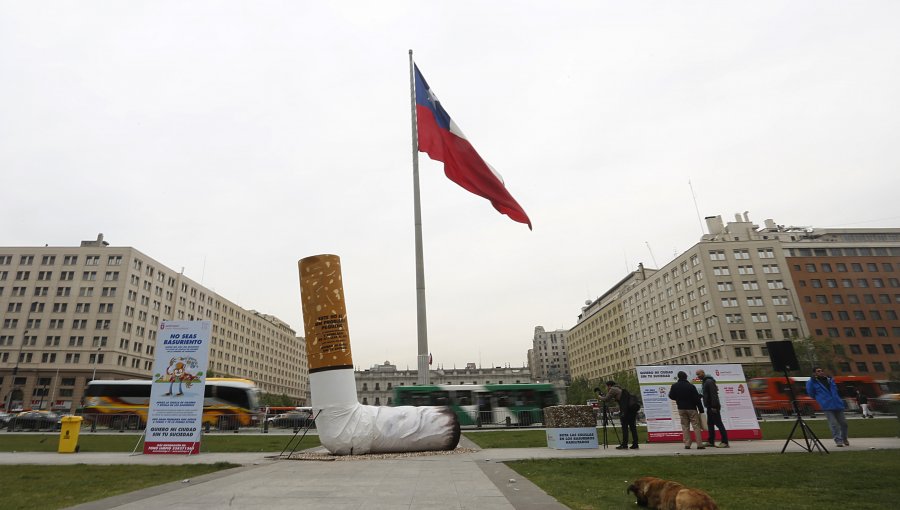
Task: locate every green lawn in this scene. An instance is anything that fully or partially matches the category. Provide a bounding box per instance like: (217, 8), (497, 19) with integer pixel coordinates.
(507, 451), (900, 510)
(464, 417), (899, 448)
(0, 463), (238, 510)
(0, 433), (320, 452)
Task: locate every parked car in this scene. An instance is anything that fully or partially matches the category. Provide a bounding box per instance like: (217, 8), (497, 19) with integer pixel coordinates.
(266, 409), (314, 429)
(0, 412), (12, 427)
(10, 410), (62, 430)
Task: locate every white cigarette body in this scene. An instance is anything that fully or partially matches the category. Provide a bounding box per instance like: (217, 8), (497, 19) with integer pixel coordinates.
(299, 255), (460, 455)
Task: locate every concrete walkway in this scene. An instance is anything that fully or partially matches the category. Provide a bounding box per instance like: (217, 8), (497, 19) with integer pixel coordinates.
(2, 436), (898, 510)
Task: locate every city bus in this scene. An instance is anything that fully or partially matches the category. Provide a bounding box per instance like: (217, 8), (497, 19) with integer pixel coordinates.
(393, 383), (558, 426)
(83, 377), (261, 430)
(748, 375), (881, 415)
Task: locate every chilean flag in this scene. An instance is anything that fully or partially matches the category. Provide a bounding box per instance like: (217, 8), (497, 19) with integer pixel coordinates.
(414, 65), (532, 229)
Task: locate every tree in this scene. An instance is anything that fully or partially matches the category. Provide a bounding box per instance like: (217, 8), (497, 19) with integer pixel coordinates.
(610, 370), (641, 404)
(566, 376), (601, 406)
(566, 370), (641, 407)
(260, 393), (295, 407)
(792, 335), (848, 375)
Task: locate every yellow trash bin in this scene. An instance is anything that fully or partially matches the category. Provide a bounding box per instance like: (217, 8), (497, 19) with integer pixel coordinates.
(58, 416), (83, 453)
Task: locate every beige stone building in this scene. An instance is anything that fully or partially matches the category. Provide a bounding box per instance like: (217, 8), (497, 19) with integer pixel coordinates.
(569, 213), (899, 382)
(530, 326), (570, 383)
(0, 234), (308, 412)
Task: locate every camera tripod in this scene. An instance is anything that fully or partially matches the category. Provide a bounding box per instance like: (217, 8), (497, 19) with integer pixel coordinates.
(780, 370), (828, 454)
(598, 396), (620, 449)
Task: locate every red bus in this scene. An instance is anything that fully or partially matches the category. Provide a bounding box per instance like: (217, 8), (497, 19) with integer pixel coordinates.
(748, 375), (880, 415)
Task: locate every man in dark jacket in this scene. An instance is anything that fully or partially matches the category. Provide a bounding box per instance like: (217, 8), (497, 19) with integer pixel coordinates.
(598, 380), (640, 450)
(696, 369), (729, 448)
(668, 371), (705, 449)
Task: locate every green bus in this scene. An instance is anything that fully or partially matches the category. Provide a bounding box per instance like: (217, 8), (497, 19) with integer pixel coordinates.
(393, 383), (558, 426)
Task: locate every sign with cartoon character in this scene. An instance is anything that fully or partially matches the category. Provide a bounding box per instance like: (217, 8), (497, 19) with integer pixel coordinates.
(636, 364), (761, 443)
(144, 320), (211, 454)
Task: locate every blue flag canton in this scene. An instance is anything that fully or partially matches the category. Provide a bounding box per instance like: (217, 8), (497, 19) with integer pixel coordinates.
(414, 66), (452, 130)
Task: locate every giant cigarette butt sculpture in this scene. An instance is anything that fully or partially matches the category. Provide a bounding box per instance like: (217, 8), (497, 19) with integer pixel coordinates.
(299, 254), (460, 455)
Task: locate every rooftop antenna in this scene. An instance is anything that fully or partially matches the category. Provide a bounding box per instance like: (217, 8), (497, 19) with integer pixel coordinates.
(645, 242), (659, 267)
(688, 179), (705, 235)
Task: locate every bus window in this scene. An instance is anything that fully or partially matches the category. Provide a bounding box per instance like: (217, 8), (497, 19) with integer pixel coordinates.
(213, 386), (251, 409)
(455, 390), (472, 406)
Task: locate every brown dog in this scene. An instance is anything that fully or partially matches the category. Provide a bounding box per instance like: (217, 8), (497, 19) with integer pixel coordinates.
(627, 476), (718, 510)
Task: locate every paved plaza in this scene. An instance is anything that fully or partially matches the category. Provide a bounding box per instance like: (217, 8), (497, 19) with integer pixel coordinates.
(1, 434), (898, 509)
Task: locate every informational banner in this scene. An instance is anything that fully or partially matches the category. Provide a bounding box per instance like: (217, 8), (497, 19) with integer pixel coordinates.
(144, 320), (211, 454)
(546, 427), (599, 449)
(636, 364), (761, 443)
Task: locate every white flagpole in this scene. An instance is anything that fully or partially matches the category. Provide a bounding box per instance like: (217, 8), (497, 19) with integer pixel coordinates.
(409, 50), (430, 385)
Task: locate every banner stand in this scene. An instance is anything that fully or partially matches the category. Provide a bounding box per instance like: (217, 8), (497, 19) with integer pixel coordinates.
(143, 320), (211, 455)
(636, 363), (762, 443)
(130, 431), (145, 456)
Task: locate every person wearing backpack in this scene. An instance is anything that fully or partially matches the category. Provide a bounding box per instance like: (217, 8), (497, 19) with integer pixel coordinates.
(598, 380), (641, 450)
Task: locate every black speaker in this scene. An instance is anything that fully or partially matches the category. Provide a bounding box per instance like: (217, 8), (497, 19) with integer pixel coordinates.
(766, 340), (800, 372)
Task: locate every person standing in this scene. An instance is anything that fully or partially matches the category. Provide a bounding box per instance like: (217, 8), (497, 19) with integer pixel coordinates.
(806, 367), (850, 447)
(597, 380), (640, 450)
(668, 371), (705, 449)
(696, 369), (729, 448)
(856, 389), (873, 419)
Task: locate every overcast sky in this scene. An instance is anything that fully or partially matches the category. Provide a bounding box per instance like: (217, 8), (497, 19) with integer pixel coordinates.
(2, 2), (898, 372)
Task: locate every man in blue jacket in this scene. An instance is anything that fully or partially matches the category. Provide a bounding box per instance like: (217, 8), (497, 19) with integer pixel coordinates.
(806, 367), (849, 447)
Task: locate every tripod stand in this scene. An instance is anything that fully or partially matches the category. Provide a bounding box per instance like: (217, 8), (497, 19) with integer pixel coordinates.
(597, 395), (620, 449)
(780, 370), (828, 454)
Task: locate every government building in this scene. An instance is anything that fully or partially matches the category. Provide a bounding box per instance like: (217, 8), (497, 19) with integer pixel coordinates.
(568, 213), (899, 381)
(355, 361), (536, 407)
(0, 234), (308, 412)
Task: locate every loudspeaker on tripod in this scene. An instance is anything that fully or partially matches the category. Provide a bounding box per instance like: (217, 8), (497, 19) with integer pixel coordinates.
(766, 340), (801, 372)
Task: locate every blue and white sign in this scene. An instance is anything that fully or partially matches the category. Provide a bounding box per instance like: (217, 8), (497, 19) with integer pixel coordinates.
(144, 320), (211, 454)
(546, 427), (599, 449)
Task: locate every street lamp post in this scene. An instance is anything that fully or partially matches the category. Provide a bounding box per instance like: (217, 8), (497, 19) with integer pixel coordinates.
(4, 333), (28, 412)
(90, 347), (102, 381)
(782, 289), (814, 369)
(37, 370), (47, 410)
(709, 314), (728, 362)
